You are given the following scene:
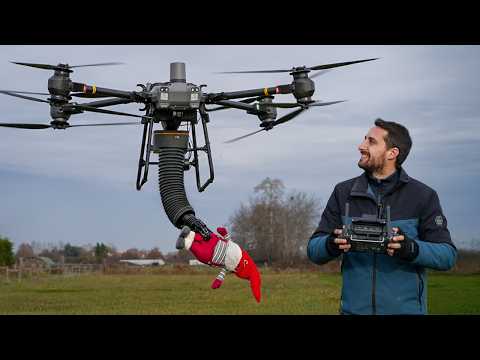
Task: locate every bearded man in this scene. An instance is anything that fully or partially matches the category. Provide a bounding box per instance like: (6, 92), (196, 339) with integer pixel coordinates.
(307, 119), (456, 314)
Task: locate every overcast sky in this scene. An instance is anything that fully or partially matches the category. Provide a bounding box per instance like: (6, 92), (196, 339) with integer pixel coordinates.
(0, 45), (479, 253)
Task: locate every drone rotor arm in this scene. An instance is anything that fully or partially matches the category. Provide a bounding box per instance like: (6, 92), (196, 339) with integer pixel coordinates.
(71, 82), (137, 100)
(69, 121), (141, 127)
(70, 92), (114, 98)
(208, 84), (292, 102)
(64, 104), (148, 119)
(216, 69), (292, 74)
(73, 98), (136, 108)
(206, 96), (265, 112)
(212, 100), (259, 113)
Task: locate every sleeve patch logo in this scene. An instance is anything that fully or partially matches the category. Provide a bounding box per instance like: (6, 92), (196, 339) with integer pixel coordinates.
(435, 215), (444, 226)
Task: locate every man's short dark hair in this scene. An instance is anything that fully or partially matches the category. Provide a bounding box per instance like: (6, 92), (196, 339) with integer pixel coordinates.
(374, 118), (412, 167)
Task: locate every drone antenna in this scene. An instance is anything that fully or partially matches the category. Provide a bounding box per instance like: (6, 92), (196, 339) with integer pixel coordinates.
(170, 62), (186, 83)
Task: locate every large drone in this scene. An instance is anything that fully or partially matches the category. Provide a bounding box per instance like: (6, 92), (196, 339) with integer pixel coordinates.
(0, 58), (377, 238)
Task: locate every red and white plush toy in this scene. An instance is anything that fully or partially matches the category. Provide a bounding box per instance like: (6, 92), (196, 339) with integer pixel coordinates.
(176, 226), (261, 303)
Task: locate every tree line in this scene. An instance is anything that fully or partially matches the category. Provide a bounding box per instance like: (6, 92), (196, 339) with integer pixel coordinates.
(3, 177), (479, 269)
(0, 177), (320, 267)
(0, 239), (169, 266)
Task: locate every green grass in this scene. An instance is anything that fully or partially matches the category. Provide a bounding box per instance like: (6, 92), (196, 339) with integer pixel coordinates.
(427, 273), (480, 314)
(0, 269), (478, 314)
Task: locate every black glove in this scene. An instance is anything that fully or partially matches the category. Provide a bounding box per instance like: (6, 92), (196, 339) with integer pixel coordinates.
(393, 228), (419, 261)
(325, 232), (343, 257)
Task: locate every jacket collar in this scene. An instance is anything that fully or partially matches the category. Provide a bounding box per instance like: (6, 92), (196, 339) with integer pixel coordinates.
(351, 167), (410, 197)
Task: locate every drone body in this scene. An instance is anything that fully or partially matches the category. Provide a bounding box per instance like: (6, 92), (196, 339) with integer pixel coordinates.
(0, 58), (378, 238)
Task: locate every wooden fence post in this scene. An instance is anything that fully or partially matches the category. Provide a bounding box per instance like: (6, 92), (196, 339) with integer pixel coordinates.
(18, 258), (23, 282)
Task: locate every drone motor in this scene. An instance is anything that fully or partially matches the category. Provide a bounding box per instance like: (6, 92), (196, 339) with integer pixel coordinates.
(290, 69), (315, 103)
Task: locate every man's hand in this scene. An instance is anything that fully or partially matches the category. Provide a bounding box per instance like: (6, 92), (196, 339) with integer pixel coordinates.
(387, 227), (419, 261)
(326, 228), (351, 256)
(387, 227), (404, 256)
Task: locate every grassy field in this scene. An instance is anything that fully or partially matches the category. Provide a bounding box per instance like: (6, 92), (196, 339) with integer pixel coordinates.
(0, 268), (478, 314)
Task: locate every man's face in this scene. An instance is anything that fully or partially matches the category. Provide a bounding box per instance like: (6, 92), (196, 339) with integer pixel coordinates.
(358, 126), (390, 173)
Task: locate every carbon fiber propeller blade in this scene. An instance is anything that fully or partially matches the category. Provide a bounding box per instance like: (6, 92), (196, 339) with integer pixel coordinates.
(266, 99), (346, 109)
(225, 108), (306, 143)
(70, 62), (124, 68)
(11, 61), (123, 72)
(224, 99), (345, 143)
(308, 100), (347, 107)
(0, 90), (50, 96)
(217, 58), (378, 74)
(11, 62), (65, 71)
(0, 90), (50, 103)
(273, 107), (306, 126)
(0, 123), (51, 129)
(310, 69), (332, 79)
(266, 103), (302, 109)
(0, 89), (110, 99)
(0, 121), (140, 130)
(224, 129), (265, 143)
(309, 58), (378, 71)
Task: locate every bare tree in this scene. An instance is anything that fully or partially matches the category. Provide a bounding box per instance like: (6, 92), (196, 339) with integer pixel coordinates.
(121, 248), (142, 260)
(229, 178), (321, 266)
(147, 247), (164, 260)
(16, 243), (35, 258)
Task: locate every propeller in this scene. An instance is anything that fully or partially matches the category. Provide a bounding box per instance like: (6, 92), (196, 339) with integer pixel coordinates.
(310, 69), (332, 79)
(0, 90), (50, 103)
(267, 99), (347, 109)
(11, 61), (124, 72)
(0, 90), (50, 96)
(0, 121), (141, 130)
(217, 58), (378, 74)
(1, 89), (114, 99)
(224, 129), (265, 144)
(0, 91), (146, 119)
(224, 100), (346, 143)
(225, 107), (306, 143)
(0, 123), (52, 129)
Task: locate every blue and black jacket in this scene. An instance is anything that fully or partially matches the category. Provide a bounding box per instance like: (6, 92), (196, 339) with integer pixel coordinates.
(307, 168), (457, 315)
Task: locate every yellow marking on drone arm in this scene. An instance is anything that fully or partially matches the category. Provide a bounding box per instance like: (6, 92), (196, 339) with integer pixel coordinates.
(92, 85), (97, 95)
(264, 87), (269, 96)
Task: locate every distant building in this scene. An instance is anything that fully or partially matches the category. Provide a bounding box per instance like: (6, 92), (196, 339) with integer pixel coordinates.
(120, 259), (165, 267)
(19, 256), (56, 269)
